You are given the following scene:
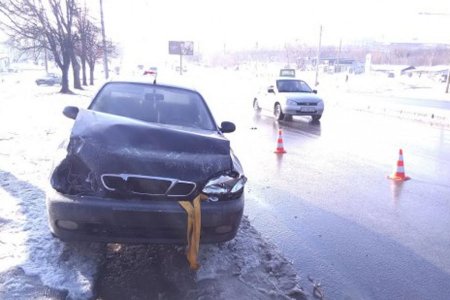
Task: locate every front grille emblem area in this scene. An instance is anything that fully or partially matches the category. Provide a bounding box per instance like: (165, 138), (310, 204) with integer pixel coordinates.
(101, 174), (196, 197)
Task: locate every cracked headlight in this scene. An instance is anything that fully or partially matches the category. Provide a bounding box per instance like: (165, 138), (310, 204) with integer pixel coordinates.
(202, 173), (247, 196)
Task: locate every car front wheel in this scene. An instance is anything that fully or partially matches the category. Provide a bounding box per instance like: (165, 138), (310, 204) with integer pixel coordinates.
(273, 103), (284, 121)
(274, 103), (284, 121)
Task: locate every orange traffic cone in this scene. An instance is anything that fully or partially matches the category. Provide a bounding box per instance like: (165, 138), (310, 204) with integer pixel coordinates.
(274, 129), (287, 154)
(388, 149), (410, 181)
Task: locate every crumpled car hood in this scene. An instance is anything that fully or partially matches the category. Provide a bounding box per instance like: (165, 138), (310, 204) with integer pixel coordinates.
(51, 109), (232, 197)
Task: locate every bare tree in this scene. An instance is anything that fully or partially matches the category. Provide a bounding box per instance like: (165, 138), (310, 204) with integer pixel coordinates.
(75, 5), (89, 86)
(84, 20), (117, 85)
(0, 0), (78, 93)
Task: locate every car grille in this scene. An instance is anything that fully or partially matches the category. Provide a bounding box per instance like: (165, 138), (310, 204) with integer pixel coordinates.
(296, 102), (317, 106)
(101, 174), (196, 197)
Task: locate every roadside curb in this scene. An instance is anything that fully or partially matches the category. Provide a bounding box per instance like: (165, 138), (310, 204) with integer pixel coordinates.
(359, 104), (450, 128)
(323, 90), (450, 129)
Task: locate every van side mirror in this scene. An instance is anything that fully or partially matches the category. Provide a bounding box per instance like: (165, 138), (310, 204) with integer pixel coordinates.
(63, 106), (79, 119)
(312, 89), (317, 94)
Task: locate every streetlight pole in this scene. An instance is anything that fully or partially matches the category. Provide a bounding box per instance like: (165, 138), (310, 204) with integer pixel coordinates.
(314, 25), (322, 87)
(446, 68), (450, 93)
(99, 0), (109, 79)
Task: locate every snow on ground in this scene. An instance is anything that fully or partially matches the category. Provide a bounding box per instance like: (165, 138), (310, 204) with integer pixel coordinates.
(0, 78), (103, 299)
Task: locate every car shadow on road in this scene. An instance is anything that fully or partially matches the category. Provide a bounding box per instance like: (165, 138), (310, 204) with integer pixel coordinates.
(252, 114), (322, 137)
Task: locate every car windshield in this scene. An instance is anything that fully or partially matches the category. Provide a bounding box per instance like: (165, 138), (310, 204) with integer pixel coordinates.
(89, 82), (216, 130)
(276, 80), (313, 93)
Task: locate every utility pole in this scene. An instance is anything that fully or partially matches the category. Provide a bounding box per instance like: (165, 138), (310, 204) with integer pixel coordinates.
(44, 48), (48, 73)
(179, 53), (183, 75)
(314, 25), (322, 87)
(337, 38), (342, 73)
(446, 68), (450, 93)
(99, 0), (109, 79)
(255, 41), (259, 76)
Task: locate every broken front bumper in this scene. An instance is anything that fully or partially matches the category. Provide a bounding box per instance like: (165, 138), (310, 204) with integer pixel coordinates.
(46, 190), (244, 244)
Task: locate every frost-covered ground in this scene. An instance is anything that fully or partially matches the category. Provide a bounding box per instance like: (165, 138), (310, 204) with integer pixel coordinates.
(0, 78), (103, 299)
(0, 71), (306, 299)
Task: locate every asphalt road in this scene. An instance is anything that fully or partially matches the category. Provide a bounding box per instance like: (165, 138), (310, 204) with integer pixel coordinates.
(217, 89), (450, 300)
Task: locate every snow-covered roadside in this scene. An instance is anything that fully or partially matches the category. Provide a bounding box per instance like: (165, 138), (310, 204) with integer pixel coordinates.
(0, 81), (104, 299)
(297, 71), (450, 128)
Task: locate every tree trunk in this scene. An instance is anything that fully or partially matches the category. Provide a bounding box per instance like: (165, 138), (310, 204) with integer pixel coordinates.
(71, 53), (82, 90)
(60, 52), (72, 94)
(81, 56), (87, 86)
(88, 62), (95, 85)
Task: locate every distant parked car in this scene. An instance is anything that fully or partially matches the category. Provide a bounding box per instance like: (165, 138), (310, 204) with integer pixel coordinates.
(143, 66), (158, 76)
(279, 68), (296, 78)
(253, 77), (324, 121)
(36, 73), (61, 86)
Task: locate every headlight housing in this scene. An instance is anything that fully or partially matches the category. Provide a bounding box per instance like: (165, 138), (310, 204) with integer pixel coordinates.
(286, 99), (297, 105)
(202, 172), (247, 201)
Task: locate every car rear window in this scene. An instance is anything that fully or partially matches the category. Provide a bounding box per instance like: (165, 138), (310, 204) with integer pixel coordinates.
(89, 82), (216, 130)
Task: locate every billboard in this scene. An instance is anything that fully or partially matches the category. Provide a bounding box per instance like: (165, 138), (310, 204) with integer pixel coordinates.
(169, 41), (194, 55)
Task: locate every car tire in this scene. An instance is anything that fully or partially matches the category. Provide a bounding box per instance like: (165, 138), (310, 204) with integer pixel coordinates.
(312, 115), (322, 121)
(253, 98), (261, 113)
(274, 103), (284, 121)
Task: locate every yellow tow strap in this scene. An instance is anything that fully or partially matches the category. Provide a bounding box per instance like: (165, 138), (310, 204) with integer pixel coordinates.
(178, 193), (208, 270)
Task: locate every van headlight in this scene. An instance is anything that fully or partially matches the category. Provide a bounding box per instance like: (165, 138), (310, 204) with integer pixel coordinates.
(202, 172), (247, 199)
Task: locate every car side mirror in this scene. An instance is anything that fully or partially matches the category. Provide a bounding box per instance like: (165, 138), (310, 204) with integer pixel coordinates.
(220, 121), (236, 133)
(63, 106), (79, 120)
(268, 88), (275, 94)
(312, 89), (317, 94)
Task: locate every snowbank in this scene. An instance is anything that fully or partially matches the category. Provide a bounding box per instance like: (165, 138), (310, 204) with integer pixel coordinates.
(0, 80), (103, 299)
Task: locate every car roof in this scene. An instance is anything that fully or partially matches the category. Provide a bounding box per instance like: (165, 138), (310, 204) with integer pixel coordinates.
(103, 76), (200, 93)
(274, 77), (301, 81)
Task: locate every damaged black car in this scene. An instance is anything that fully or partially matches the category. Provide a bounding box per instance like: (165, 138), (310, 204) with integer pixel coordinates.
(47, 80), (246, 244)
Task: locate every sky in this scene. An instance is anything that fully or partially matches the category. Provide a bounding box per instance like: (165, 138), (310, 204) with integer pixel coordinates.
(2, 0), (448, 63)
(94, 0), (450, 64)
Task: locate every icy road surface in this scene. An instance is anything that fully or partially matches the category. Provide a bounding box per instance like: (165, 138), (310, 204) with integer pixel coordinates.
(0, 74), (305, 299)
